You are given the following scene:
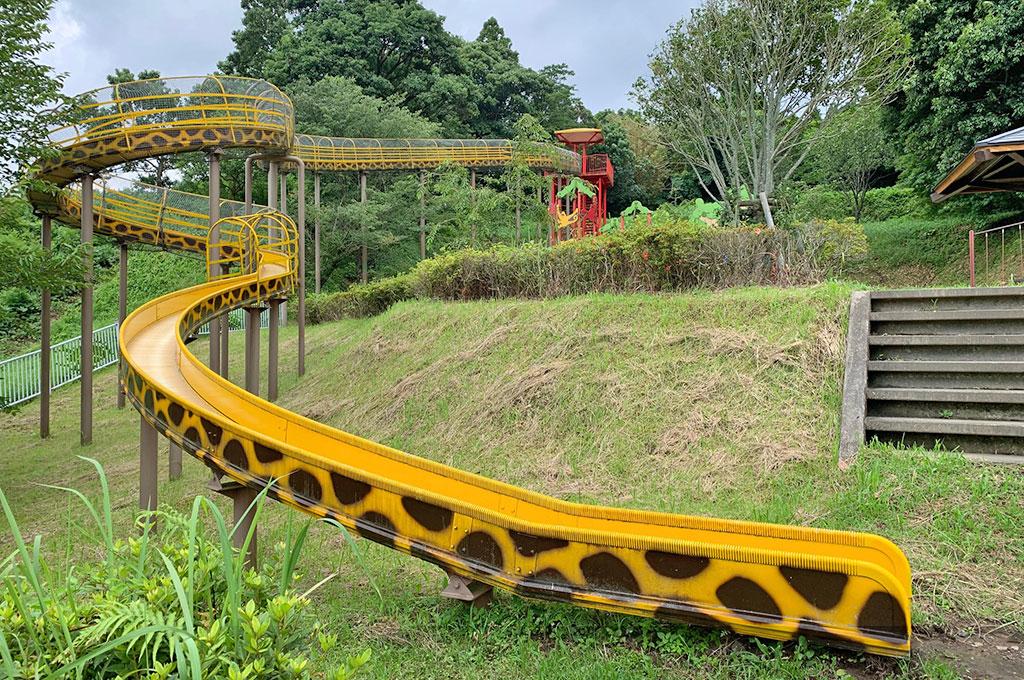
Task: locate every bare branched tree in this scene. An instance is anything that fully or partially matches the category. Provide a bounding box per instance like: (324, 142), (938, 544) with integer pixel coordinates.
(635, 0), (907, 222)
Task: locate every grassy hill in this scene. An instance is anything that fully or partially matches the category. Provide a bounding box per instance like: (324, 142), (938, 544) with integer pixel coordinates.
(2, 286), (1022, 678)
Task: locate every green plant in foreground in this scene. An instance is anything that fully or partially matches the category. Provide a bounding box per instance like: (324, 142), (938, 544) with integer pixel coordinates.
(0, 457), (370, 679)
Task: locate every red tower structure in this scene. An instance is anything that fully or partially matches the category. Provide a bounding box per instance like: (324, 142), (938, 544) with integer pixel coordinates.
(548, 128), (614, 242)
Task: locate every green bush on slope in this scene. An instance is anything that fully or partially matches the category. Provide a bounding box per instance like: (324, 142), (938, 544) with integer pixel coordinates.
(307, 220), (866, 324)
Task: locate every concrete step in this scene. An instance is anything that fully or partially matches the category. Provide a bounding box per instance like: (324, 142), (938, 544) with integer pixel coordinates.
(867, 399), (1024, 422)
(871, 287), (1024, 312)
(868, 334), (1024, 345)
(866, 387), (1024, 404)
(864, 416), (1024, 438)
(870, 309), (1024, 322)
(870, 344), (1024, 361)
(868, 370), (1024, 389)
(867, 360), (1024, 373)
(871, 318), (1024, 336)
(868, 429), (1024, 457)
(871, 287), (1024, 299)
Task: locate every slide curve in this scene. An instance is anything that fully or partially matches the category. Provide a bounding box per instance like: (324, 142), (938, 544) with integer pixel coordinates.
(30, 75), (912, 657)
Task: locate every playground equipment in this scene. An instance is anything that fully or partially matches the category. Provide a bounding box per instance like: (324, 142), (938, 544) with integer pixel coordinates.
(27, 75), (911, 657)
(548, 128), (614, 241)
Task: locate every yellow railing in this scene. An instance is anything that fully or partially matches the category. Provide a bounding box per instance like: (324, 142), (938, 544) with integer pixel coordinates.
(207, 212), (298, 297)
(292, 134), (582, 173)
(60, 175), (253, 242)
(47, 75), (294, 150)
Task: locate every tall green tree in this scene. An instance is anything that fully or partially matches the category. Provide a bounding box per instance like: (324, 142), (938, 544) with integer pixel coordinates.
(0, 0), (68, 192)
(636, 0), (907, 222)
(890, 0), (1024, 192)
(218, 0), (290, 78)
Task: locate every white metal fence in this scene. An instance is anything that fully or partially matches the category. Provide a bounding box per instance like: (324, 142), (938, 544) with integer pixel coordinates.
(0, 307), (279, 408)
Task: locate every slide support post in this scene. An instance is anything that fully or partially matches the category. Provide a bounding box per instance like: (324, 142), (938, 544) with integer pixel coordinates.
(168, 440), (182, 480)
(419, 171), (427, 259)
(80, 173), (94, 446)
(40, 214), (51, 438)
(117, 241), (128, 408)
(359, 170), (368, 283)
(245, 307), (261, 395)
(207, 150), (223, 377)
(314, 172), (321, 293)
(268, 299), (280, 401)
(140, 414), (158, 517)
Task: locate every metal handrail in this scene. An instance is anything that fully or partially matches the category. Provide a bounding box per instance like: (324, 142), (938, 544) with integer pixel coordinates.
(968, 220), (1024, 287)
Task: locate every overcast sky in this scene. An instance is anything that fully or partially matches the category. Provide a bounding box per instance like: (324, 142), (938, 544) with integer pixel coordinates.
(44, 0), (697, 113)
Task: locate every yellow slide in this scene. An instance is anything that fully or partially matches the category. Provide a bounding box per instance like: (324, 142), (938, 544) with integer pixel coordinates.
(31, 76), (911, 657)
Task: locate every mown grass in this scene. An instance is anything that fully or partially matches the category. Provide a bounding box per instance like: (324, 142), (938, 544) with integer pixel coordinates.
(2, 286), (1021, 678)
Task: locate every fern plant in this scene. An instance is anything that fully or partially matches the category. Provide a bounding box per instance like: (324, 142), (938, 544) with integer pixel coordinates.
(0, 457), (370, 679)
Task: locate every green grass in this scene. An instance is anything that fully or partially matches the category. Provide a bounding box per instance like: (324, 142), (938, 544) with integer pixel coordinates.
(3, 285), (1021, 678)
(852, 215), (1024, 288)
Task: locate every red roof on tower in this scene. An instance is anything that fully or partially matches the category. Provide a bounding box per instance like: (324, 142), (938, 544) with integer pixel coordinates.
(554, 128), (604, 146)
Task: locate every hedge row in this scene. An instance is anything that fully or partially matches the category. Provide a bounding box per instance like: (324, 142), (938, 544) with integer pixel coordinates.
(306, 220), (866, 324)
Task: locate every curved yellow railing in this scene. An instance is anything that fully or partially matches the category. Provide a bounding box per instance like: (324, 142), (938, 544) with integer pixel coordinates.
(29, 76), (912, 658)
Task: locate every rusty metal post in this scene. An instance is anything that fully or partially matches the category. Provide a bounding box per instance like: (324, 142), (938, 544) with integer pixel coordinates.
(117, 241), (128, 408)
(968, 230), (976, 287)
(80, 174), (94, 446)
(140, 414), (158, 514)
(314, 172), (321, 293)
(359, 170), (368, 283)
(419, 171), (427, 259)
(208, 150), (222, 376)
(268, 299), (280, 401)
(40, 215), (51, 438)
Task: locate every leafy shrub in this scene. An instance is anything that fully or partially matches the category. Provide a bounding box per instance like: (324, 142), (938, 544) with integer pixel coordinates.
(0, 458), (369, 679)
(784, 185), (853, 223)
(308, 220), (867, 323)
(859, 186), (931, 222)
(307, 274), (414, 324)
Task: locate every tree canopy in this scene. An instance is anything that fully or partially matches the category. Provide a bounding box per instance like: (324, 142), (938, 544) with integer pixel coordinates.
(636, 0), (907, 221)
(221, 0), (589, 137)
(0, 0), (68, 192)
(890, 0), (1024, 192)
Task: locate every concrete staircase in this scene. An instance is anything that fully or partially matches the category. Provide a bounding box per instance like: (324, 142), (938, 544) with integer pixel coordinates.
(840, 287), (1024, 464)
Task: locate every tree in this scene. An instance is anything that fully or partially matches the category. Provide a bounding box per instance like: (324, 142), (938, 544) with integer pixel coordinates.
(810, 104), (891, 221)
(221, 2), (589, 137)
(890, 1), (1024, 192)
(500, 114), (549, 244)
(0, 0), (69, 192)
(636, 0), (907, 222)
(218, 0), (290, 78)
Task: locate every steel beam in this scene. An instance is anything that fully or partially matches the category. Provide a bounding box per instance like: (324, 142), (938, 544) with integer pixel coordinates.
(40, 215), (51, 438)
(80, 174), (94, 446)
